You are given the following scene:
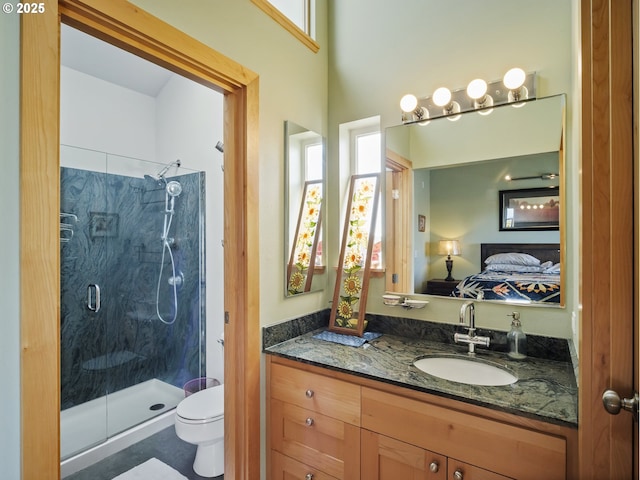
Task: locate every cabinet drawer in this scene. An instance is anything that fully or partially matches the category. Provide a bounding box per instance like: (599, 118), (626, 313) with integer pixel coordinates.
(362, 387), (566, 480)
(271, 362), (361, 425)
(271, 450), (339, 480)
(271, 399), (360, 479)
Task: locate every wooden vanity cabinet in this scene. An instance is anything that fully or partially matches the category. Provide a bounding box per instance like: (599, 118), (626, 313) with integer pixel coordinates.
(266, 356), (576, 480)
(361, 387), (565, 480)
(269, 361), (361, 479)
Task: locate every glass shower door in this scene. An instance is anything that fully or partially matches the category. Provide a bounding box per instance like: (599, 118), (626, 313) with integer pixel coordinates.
(60, 145), (109, 459)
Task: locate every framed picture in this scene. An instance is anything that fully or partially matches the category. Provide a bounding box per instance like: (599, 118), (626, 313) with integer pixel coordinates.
(89, 212), (119, 238)
(499, 187), (559, 231)
(418, 214), (426, 232)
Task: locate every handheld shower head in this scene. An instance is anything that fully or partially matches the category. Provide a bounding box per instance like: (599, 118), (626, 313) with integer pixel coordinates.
(166, 180), (182, 197)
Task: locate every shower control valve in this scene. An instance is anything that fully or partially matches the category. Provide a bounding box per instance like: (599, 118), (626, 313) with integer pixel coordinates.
(168, 271), (184, 287)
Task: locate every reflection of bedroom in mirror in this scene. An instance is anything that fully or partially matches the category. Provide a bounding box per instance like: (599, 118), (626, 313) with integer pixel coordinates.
(385, 94), (565, 307)
(284, 121), (326, 297)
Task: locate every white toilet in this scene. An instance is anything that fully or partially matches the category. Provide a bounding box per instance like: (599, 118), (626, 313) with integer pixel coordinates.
(175, 383), (224, 477)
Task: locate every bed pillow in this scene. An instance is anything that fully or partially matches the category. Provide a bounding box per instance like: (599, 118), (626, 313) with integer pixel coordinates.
(543, 262), (561, 274)
(484, 252), (541, 266)
(485, 263), (544, 273)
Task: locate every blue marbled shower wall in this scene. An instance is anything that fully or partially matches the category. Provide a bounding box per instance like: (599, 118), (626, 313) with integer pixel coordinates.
(60, 163), (206, 410)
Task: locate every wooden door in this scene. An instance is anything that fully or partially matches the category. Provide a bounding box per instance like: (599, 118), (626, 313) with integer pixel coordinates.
(361, 429), (446, 480)
(580, 0), (635, 478)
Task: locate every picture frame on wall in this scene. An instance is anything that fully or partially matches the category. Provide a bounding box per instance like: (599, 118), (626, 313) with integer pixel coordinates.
(499, 186), (560, 231)
(418, 214), (426, 232)
(89, 212), (119, 238)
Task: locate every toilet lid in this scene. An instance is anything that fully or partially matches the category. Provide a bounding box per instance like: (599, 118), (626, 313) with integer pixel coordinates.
(177, 384), (224, 421)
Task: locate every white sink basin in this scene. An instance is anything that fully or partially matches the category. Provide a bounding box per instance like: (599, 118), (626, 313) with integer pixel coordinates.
(413, 356), (517, 386)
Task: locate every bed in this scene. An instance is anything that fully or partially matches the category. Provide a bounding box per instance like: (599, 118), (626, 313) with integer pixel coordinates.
(450, 243), (561, 304)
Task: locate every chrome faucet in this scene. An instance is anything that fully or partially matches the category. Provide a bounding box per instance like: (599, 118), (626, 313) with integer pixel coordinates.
(454, 301), (490, 355)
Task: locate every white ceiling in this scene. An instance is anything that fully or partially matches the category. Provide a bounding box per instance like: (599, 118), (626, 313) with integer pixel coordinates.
(61, 24), (174, 97)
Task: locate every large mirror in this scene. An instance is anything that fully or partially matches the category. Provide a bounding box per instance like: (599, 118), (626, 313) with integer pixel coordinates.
(385, 94), (565, 307)
(285, 121), (326, 296)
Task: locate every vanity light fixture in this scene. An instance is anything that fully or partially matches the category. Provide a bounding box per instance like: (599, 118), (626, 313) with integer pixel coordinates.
(432, 87), (461, 121)
(400, 94), (429, 123)
(399, 69), (536, 124)
(503, 67), (528, 102)
(466, 78), (494, 115)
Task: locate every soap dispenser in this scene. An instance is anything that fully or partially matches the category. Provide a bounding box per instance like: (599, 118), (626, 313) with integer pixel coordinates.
(507, 312), (527, 360)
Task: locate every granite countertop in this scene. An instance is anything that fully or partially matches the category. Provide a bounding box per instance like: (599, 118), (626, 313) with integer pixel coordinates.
(264, 328), (578, 428)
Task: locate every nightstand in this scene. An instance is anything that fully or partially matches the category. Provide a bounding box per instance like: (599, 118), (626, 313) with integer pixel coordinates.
(424, 279), (458, 296)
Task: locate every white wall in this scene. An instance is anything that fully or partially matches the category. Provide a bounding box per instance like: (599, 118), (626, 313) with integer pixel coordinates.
(327, 0), (578, 338)
(0, 11), (21, 480)
(61, 66), (156, 160)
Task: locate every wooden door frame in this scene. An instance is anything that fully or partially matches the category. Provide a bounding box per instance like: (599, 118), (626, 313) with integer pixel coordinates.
(20, 1), (260, 478)
(580, 0), (634, 478)
(384, 150), (412, 293)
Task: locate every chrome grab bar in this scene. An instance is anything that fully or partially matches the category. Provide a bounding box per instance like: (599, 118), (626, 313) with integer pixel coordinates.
(87, 284), (101, 312)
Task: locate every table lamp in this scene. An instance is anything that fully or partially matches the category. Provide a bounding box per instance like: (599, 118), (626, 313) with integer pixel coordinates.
(438, 240), (461, 281)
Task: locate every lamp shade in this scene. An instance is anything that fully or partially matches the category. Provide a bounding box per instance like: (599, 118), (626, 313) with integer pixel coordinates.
(438, 240), (461, 256)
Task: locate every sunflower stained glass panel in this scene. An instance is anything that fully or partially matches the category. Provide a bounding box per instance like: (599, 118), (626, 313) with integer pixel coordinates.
(329, 173), (381, 336)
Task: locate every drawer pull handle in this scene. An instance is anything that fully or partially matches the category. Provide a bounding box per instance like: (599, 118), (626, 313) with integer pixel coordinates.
(305, 389), (314, 398)
(305, 417), (314, 426)
(453, 470), (464, 480)
(429, 461), (439, 473)
(305, 474), (314, 480)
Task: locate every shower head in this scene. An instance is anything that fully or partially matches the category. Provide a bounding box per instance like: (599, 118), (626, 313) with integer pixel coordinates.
(144, 174), (163, 185)
(166, 180), (182, 197)
(215, 141), (224, 153)
(145, 159), (182, 184)
(156, 159), (181, 179)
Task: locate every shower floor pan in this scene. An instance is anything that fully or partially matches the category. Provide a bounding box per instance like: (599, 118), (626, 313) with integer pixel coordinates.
(60, 378), (184, 461)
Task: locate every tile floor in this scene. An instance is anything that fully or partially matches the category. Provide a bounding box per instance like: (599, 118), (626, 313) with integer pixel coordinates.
(64, 426), (223, 480)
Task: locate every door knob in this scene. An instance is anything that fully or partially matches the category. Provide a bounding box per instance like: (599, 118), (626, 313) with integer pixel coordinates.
(602, 389), (639, 420)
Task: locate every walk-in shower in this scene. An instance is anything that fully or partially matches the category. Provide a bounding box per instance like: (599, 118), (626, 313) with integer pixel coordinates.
(59, 146), (206, 468)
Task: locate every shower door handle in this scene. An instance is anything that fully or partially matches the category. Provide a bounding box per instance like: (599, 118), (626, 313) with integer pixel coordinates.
(87, 284), (101, 312)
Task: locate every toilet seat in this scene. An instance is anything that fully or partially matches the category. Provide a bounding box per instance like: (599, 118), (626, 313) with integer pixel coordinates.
(177, 384), (224, 423)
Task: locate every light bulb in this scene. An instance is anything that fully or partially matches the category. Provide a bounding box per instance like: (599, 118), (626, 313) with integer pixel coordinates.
(503, 67), (526, 90)
(432, 87), (452, 107)
(466, 79), (487, 100)
(400, 94), (418, 113)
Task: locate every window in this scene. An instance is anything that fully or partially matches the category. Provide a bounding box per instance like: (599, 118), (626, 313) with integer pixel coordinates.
(304, 139), (323, 266)
(251, 0), (319, 52)
(352, 128), (383, 269)
(305, 142), (323, 181)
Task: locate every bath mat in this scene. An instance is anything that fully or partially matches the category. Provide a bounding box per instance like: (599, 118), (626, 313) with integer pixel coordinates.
(112, 458), (187, 480)
(313, 330), (382, 347)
